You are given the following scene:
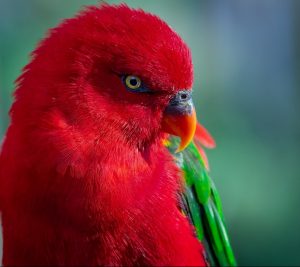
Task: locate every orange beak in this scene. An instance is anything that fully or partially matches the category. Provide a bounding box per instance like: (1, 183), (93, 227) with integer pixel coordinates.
(161, 90), (197, 152)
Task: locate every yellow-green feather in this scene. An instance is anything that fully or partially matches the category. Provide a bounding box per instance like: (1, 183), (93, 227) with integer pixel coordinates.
(165, 136), (237, 267)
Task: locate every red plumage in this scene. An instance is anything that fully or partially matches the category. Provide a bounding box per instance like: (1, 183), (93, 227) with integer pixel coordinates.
(0, 4), (206, 266)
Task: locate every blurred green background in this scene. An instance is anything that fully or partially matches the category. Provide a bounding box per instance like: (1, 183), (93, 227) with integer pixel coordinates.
(1, 0), (300, 265)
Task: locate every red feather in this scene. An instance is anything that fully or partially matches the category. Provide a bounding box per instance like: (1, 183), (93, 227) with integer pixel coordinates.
(195, 122), (216, 149)
(0, 4), (206, 266)
(194, 123), (216, 170)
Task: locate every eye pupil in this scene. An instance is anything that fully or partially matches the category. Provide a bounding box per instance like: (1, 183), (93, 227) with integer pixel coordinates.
(130, 78), (138, 86)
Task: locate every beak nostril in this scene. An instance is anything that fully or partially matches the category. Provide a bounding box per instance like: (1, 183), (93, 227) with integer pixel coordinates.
(181, 93), (187, 100)
(168, 90), (192, 109)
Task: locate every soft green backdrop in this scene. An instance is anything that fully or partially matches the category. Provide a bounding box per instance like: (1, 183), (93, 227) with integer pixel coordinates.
(1, 0), (300, 266)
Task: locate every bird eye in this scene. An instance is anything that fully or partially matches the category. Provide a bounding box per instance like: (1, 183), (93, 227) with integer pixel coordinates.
(122, 75), (152, 93)
(125, 75), (142, 90)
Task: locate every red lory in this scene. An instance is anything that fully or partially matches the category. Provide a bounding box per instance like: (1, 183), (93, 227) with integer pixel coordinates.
(0, 4), (236, 266)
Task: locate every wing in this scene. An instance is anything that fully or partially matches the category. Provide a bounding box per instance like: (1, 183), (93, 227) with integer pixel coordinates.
(164, 124), (237, 267)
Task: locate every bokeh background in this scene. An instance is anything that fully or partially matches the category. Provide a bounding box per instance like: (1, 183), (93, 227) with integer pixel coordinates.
(1, 0), (300, 265)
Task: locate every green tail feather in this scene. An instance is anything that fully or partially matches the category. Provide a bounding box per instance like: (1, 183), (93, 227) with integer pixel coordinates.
(165, 136), (237, 267)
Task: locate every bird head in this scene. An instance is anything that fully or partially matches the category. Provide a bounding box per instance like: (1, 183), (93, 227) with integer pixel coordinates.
(14, 4), (196, 152)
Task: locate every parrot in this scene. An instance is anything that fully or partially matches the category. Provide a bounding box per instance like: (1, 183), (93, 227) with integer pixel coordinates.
(0, 4), (236, 266)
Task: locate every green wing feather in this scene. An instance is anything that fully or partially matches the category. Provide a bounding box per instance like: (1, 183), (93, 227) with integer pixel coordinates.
(165, 136), (237, 267)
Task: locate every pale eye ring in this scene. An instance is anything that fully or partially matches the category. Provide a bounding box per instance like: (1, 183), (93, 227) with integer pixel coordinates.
(125, 75), (142, 90)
